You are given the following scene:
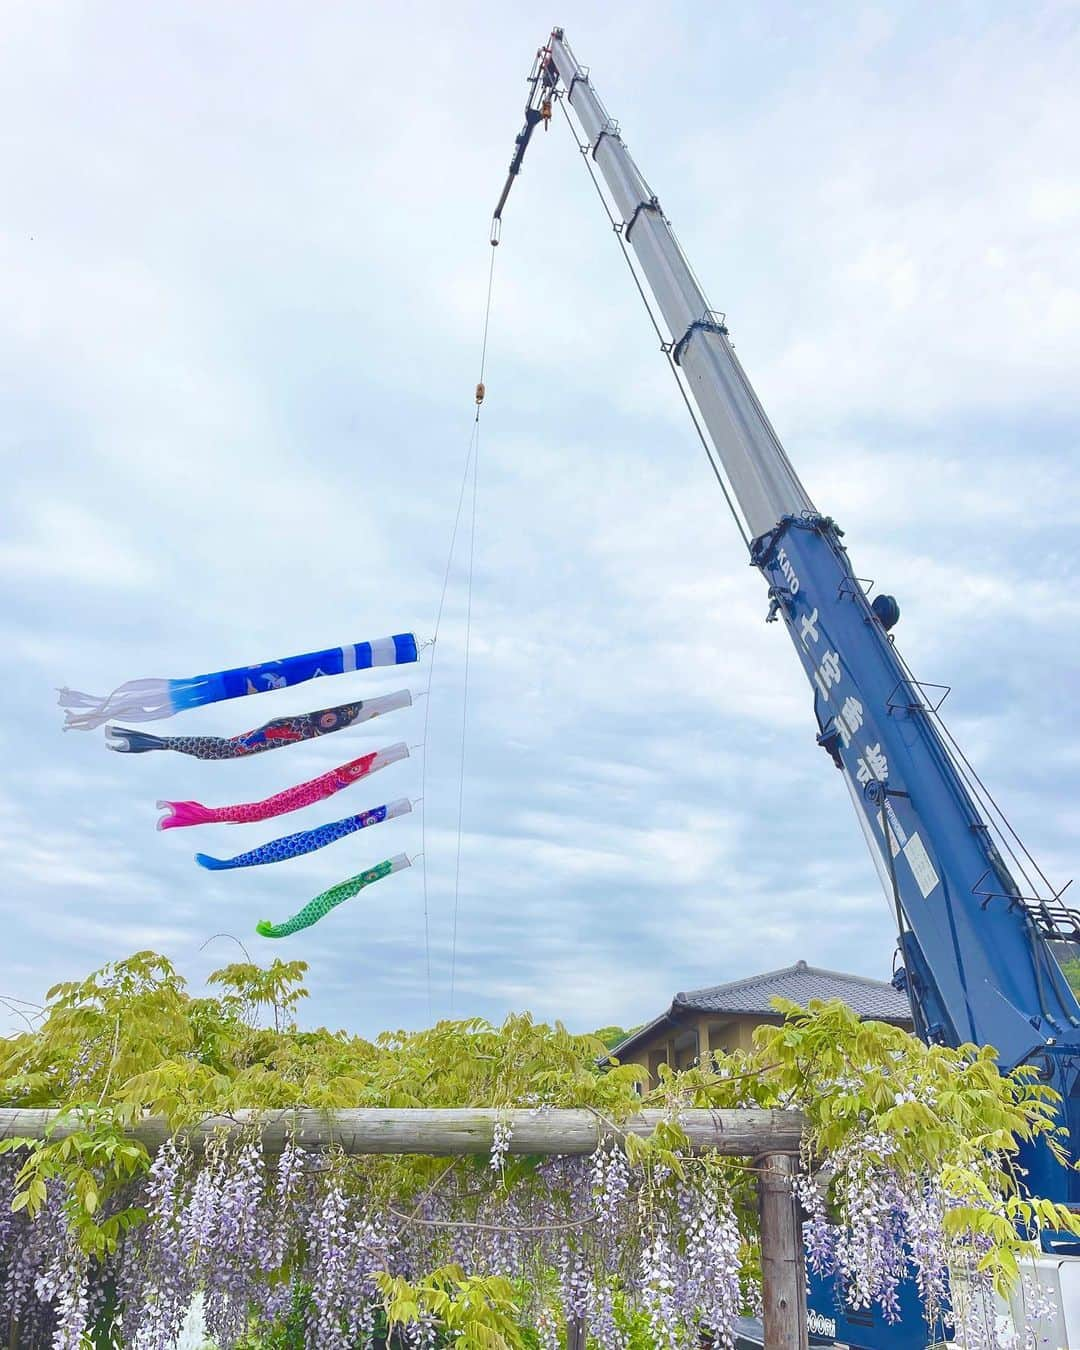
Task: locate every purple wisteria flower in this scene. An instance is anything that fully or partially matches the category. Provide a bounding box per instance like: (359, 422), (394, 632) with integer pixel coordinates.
(490, 1118), (513, 1173)
(558, 1236), (591, 1326)
(678, 1175), (742, 1347)
(121, 1136), (195, 1350)
(305, 1179), (352, 1350)
(591, 1141), (630, 1252)
(639, 1219), (680, 1349)
(534, 1303), (561, 1350)
(203, 1139), (267, 1345)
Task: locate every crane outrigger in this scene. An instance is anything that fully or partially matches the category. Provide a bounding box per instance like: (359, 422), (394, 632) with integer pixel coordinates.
(494, 29), (1080, 1349)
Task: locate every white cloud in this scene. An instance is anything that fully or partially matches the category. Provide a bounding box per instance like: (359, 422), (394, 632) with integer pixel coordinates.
(0, 501), (155, 589)
(0, 0), (1074, 1041)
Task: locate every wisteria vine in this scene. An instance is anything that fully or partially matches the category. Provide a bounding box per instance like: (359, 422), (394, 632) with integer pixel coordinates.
(3, 954), (1075, 1349)
(0, 1129), (744, 1350)
(0, 1123), (1057, 1350)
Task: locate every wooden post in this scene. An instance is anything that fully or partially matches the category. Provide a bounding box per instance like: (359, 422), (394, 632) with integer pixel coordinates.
(566, 1315), (586, 1350)
(758, 1153), (808, 1350)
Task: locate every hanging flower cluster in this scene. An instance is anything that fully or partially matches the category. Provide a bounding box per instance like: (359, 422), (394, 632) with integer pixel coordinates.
(3, 1124), (1062, 1350)
(794, 1131), (1068, 1350)
(0, 1131), (753, 1350)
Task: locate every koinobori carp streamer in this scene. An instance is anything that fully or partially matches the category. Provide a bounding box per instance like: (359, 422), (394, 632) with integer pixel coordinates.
(59, 633), (418, 730)
(106, 690), (412, 759)
(156, 743), (408, 831)
(195, 798), (412, 871)
(256, 854), (412, 938)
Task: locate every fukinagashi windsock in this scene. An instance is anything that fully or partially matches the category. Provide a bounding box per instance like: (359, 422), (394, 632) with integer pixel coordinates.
(59, 633), (418, 730)
(156, 743), (408, 830)
(256, 854), (412, 938)
(195, 798), (412, 871)
(106, 690), (411, 759)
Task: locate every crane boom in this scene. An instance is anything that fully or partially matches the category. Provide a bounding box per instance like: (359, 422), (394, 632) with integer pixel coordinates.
(496, 32), (813, 539)
(495, 29), (1080, 1224)
(551, 34), (815, 541)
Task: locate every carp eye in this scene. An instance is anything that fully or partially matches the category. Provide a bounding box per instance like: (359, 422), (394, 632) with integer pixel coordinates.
(319, 712), (339, 729)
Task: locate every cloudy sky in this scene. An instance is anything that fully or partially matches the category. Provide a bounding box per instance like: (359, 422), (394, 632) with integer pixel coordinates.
(1, 1), (1077, 1040)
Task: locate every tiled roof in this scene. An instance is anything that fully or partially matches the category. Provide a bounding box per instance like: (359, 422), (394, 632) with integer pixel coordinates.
(603, 960), (913, 1065)
(673, 959), (911, 1024)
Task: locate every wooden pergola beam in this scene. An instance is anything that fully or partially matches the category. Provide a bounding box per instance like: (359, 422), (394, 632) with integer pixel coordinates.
(0, 1105), (809, 1349)
(0, 1106), (804, 1156)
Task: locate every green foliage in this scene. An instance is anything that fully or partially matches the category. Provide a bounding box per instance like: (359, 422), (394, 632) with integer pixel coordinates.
(4, 951), (1079, 1327)
(379, 1267), (526, 1350)
(590, 1025), (641, 1052)
(0, 951), (645, 1255)
(1058, 957), (1080, 1000)
(0, 1107), (146, 1258)
(609, 1291), (664, 1350)
(208, 960), (310, 1033)
(622, 1114), (692, 1182)
(672, 996), (1080, 1293)
(231, 1285), (331, 1350)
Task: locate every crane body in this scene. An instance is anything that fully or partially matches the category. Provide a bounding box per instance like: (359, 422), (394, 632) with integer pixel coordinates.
(496, 28), (1080, 1348)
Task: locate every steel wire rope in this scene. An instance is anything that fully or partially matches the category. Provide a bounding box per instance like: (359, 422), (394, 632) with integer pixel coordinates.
(557, 98), (751, 551)
(419, 418), (478, 1022)
(449, 415), (479, 1011)
(478, 240), (497, 387)
(890, 640), (1056, 901)
(447, 244), (496, 1012)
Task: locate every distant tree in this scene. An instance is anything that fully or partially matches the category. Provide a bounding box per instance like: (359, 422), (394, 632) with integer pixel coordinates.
(1058, 956), (1080, 998)
(591, 1024), (642, 1050)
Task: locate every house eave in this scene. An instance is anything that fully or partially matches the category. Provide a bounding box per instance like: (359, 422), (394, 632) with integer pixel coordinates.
(602, 1007), (677, 1064)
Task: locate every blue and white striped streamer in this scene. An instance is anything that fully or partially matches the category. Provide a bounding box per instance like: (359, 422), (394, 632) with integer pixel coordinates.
(59, 633), (419, 730)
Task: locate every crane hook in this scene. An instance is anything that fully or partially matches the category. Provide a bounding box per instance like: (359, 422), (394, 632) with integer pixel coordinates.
(475, 382), (486, 405)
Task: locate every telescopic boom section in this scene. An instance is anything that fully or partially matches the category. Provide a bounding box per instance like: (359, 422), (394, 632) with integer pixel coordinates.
(546, 30), (813, 540)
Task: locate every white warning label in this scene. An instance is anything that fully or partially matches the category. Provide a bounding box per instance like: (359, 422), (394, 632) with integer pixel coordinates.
(903, 831), (940, 899)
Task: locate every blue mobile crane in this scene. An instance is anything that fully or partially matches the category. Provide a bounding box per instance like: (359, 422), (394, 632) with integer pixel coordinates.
(494, 29), (1080, 1348)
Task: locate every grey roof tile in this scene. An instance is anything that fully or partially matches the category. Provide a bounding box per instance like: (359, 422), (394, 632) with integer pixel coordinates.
(673, 959), (911, 1023)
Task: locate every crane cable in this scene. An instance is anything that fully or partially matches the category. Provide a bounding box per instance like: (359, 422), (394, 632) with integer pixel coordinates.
(419, 246), (496, 1020)
(418, 419), (475, 1023)
(449, 245), (496, 1012)
(443, 93), (752, 1011)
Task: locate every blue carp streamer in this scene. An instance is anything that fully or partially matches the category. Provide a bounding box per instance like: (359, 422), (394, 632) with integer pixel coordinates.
(195, 798), (412, 871)
(59, 633), (418, 731)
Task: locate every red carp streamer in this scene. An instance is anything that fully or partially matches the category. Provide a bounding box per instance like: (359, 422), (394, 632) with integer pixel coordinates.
(156, 743), (409, 830)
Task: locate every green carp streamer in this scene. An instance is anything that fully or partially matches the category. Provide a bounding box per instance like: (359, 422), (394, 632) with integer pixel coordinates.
(256, 853), (410, 938)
